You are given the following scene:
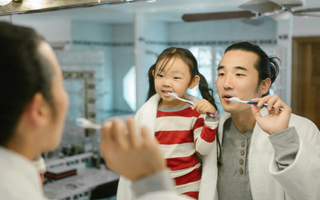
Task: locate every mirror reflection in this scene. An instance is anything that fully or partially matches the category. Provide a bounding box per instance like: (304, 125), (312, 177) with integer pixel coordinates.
(0, 0), (319, 199)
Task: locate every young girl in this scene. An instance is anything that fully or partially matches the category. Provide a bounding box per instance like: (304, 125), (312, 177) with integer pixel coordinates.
(117, 47), (219, 200)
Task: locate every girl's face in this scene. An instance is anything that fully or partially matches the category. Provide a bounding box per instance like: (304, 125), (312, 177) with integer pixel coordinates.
(153, 57), (198, 108)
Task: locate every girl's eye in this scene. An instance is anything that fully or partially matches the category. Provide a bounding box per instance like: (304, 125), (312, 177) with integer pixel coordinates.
(157, 74), (163, 77)
(174, 77), (180, 79)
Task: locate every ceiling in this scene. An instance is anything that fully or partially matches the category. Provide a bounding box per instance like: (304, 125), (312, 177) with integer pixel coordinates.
(12, 0), (320, 24)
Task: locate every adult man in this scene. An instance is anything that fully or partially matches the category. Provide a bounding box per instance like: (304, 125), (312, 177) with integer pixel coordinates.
(0, 22), (69, 199)
(200, 42), (320, 200)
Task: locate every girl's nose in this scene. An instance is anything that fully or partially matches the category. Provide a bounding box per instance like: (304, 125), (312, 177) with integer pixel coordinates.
(162, 78), (171, 87)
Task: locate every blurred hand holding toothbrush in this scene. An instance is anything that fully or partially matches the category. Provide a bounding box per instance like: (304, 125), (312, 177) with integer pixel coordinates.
(74, 118), (101, 130)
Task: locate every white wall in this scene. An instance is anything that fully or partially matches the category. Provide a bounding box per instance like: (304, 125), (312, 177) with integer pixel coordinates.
(112, 23), (135, 112)
(71, 21), (114, 118)
(292, 16), (320, 37)
(111, 21), (169, 112)
(168, 18), (277, 42)
(12, 18), (72, 43)
(144, 21), (169, 101)
(145, 20), (168, 66)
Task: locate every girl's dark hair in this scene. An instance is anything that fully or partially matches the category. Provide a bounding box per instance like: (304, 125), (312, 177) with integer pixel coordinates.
(225, 42), (280, 97)
(147, 47), (218, 111)
(0, 22), (55, 146)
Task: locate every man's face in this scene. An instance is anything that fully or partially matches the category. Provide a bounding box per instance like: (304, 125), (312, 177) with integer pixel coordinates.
(39, 42), (69, 151)
(216, 50), (262, 114)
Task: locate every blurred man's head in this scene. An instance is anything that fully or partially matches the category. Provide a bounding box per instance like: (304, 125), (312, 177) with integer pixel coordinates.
(0, 22), (69, 160)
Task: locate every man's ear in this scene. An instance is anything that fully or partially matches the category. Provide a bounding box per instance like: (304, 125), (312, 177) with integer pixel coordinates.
(26, 93), (51, 126)
(259, 78), (271, 96)
(189, 75), (200, 89)
(152, 70), (155, 77)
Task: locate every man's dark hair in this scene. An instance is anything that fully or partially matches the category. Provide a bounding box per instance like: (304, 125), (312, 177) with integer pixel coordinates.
(0, 22), (55, 146)
(225, 42), (280, 97)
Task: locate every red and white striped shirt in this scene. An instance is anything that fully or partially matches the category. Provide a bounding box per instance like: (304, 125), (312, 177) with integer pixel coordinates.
(155, 105), (218, 200)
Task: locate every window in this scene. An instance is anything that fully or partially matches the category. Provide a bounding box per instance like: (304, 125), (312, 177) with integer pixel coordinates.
(188, 46), (213, 98)
(188, 46), (224, 113)
(123, 66), (136, 111)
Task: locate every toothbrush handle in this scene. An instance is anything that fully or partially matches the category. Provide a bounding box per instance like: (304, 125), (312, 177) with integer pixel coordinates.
(247, 101), (284, 111)
(206, 112), (217, 118)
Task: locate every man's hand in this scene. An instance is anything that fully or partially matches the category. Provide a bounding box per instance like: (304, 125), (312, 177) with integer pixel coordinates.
(100, 118), (166, 181)
(251, 95), (291, 135)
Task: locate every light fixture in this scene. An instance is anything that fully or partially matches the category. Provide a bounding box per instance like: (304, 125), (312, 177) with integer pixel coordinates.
(24, 0), (43, 9)
(0, 0), (12, 6)
(0, 0), (22, 6)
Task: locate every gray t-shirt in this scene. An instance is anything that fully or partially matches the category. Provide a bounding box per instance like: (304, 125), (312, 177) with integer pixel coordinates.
(217, 118), (253, 200)
(217, 118), (300, 200)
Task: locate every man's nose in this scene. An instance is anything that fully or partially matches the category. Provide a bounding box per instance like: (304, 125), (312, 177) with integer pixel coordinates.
(223, 75), (234, 90)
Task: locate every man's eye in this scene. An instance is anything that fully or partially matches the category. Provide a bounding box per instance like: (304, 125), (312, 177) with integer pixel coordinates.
(236, 74), (244, 76)
(218, 73), (224, 76)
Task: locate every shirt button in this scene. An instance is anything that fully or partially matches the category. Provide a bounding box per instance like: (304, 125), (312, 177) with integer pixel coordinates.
(239, 168), (244, 174)
(239, 159), (244, 165)
(241, 142), (245, 147)
(240, 150), (245, 156)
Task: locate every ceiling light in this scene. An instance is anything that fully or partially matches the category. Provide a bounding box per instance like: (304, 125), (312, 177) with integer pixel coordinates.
(24, 0), (43, 9)
(0, 0), (12, 6)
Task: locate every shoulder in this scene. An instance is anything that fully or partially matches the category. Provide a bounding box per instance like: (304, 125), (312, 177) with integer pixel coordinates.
(287, 113), (320, 146)
(135, 94), (160, 116)
(289, 113), (319, 133)
(217, 112), (231, 124)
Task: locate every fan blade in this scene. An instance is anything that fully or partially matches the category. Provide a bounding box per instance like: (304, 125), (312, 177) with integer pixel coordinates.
(241, 17), (267, 26)
(182, 11), (256, 22)
(240, 0), (282, 13)
(294, 13), (320, 17)
(293, 7), (320, 15)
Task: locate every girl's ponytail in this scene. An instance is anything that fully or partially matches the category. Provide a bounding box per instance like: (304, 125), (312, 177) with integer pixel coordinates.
(198, 73), (218, 111)
(198, 73), (221, 167)
(147, 64), (157, 101)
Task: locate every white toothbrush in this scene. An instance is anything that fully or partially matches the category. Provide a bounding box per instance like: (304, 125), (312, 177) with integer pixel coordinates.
(168, 92), (217, 118)
(74, 118), (102, 129)
(229, 97), (284, 111)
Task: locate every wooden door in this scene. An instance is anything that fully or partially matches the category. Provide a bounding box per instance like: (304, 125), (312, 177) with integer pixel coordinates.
(292, 37), (320, 129)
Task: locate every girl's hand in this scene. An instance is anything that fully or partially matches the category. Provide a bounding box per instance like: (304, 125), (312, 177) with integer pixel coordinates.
(251, 95), (292, 135)
(192, 99), (217, 115)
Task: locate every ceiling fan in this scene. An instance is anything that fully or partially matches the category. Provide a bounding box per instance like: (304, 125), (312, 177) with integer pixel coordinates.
(182, 0), (320, 22)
